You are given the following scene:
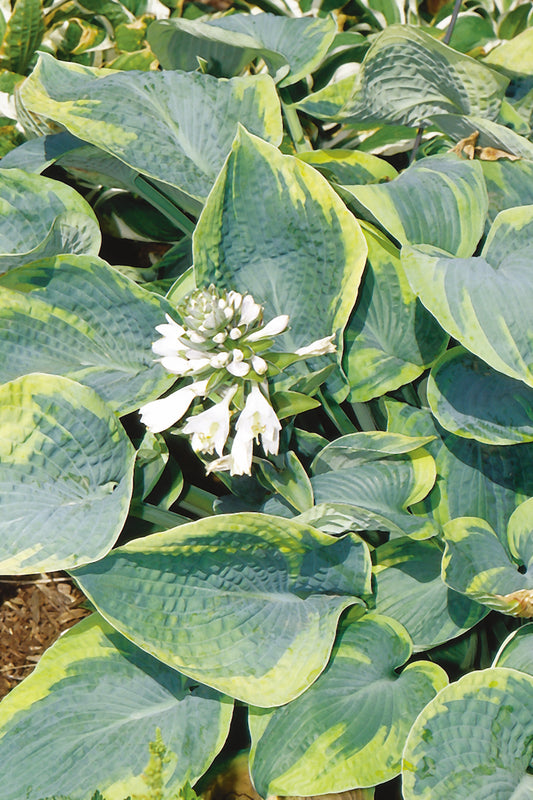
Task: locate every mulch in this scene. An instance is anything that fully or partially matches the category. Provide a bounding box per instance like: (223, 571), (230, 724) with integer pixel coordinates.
(0, 574), (91, 700)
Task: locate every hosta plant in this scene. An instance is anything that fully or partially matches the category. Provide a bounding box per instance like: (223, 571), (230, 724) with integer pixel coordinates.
(0, 1), (533, 799)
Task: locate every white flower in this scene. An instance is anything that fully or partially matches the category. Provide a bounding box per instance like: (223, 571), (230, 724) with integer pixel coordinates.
(206, 386), (281, 475)
(228, 427), (255, 475)
(153, 338), (187, 358)
(235, 385), (281, 457)
(182, 386), (237, 456)
(251, 355), (268, 375)
(239, 294), (262, 326)
(246, 314), (289, 342)
(139, 380), (208, 433)
(295, 335), (336, 357)
(206, 429), (254, 476)
(155, 314), (185, 338)
(160, 355), (211, 375)
(152, 315), (188, 358)
(206, 454), (234, 475)
(227, 349), (250, 377)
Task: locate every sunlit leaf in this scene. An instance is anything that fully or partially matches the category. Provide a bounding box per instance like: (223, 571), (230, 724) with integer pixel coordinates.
(0, 254), (175, 414)
(402, 205), (533, 388)
(309, 432), (437, 539)
(148, 13), (336, 86)
(442, 504), (533, 618)
(428, 347), (533, 445)
(250, 613), (447, 795)
(72, 513), (372, 706)
(403, 668), (533, 800)
(0, 0), (44, 74)
(0, 614), (232, 800)
(0, 167), (100, 272)
(19, 53), (283, 201)
(344, 223), (448, 402)
(194, 127), (367, 364)
(343, 155), (488, 257)
(374, 536), (487, 651)
(386, 400), (533, 535)
(0, 374), (135, 574)
(323, 25), (508, 127)
(296, 149), (397, 185)
(493, 623), (533, 676)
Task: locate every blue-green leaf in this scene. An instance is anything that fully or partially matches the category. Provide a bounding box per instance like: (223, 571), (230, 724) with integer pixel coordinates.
(0, 374), (135, 574)
(250, 612), (447, 795)
(72, 513), (372, 706)
(0, 614), (233, 800)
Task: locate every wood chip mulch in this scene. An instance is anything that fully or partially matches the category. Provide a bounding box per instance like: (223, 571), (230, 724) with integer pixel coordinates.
(0, 574), (91, 700)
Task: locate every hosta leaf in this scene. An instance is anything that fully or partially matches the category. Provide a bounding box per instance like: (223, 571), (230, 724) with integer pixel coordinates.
(148, 13), (336, 86)
(71, 513), (372, 706)
(483, 27), (533, 78)
(427, 347), (533, 445)
(335, 25), (508, 127)
(194, 127), (367, 362)
(292, 73), (360, 121)
(343, 155), (488, 257)
(445, 11), (496, 54)
(481, 160), (533, 224)
(256, 451), (313, 513)
(0, 254), (175, 414)
(19, 53), (283, 201)
(386, 400), (533, 534)
(0, 374), (135, 574)
(309, 432), (436, 539)
(442, 510), (533, 618)
(296, 149), (398, 186)
(0, 614), (232, 800)
(147, 16), (257, 77)
(311, 431), (436, 474)
(0, 130), (88, 174)
(0, 0), (44, 74)
(77, 0), (133, 27)
(493, 624), (533, 676)
(249, 612), (447, 796)
(402, 668), (533, 800)
(0, 167), (100, 272)
(108, 47), (158, 71)
(133, 430), (169, 501)
(374, 537), (487, 651)
(402, 205), (533, 388)
(344, 224), (448, 402)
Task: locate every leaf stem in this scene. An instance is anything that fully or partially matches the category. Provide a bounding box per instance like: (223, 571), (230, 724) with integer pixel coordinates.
(129, 502), (190, 528)
(400, 383), (421, 408)
(350, 401), (378, 431)
(280, 91), (312, 153)
(318, 389), (358, 435)
(178, 484), (217, 517)
(133, 175), (196, 237)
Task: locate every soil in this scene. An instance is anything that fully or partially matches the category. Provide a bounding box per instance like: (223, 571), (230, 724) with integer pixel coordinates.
(0, 573), (91, 700)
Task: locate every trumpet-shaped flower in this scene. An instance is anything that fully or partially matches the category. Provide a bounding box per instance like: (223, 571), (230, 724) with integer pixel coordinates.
(246, 314), (289, 342)
(295, 335), (336, 357)
(182, 387), (237, 456)
(139, 380), (208, 433)
(236, 384), (281, 455)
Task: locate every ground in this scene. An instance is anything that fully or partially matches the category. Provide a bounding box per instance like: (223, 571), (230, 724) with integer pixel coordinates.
(0, 573), (90, 699)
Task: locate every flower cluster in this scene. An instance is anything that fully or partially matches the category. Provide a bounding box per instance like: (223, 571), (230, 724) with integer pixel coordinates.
(139, 285), (335, 476)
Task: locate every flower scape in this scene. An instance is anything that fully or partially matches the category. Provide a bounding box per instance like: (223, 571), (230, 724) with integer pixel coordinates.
(139, 285), (335, 476)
